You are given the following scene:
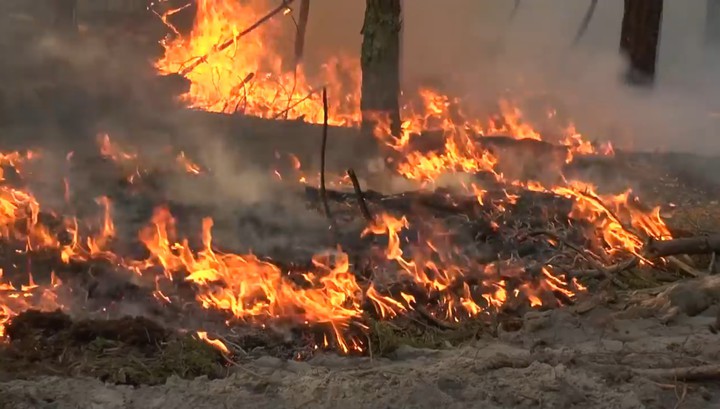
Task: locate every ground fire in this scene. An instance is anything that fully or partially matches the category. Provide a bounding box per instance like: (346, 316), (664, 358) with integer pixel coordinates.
(1, 1), (720, 407)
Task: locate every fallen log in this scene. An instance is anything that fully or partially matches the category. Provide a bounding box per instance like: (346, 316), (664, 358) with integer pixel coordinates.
(645, 234), (720, 258)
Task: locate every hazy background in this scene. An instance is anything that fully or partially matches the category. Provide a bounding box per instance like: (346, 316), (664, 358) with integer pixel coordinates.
(303, 0), (720, 154)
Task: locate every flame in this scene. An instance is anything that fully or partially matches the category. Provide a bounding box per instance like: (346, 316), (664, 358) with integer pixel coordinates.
(156, 0), (360, 125)
(138, 208), (364, 353)
(0, 1), (675, 353)
(177, 151), (203, 175)
(0, 269), (62, 339)
(196, 331), (230, 355)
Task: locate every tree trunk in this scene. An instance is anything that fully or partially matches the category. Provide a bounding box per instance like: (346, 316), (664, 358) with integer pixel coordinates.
(706, 0), (720, 47)
(52, 0), (77, 32)
(294, 0), (311, 68)
(620, 0), (663, 85)
(620, 0), (664, 86)
(360, 0), (402, 139)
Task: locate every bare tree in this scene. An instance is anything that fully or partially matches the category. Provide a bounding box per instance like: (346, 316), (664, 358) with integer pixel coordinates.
(620, 0), (664, 86)
(360, 0), (402, 139)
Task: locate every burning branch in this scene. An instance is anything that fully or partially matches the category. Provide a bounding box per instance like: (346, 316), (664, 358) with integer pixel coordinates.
(178, 0), (296, 76)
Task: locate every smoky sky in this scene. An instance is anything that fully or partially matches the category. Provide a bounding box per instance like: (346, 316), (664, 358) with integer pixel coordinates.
(303, 0), (720, 155)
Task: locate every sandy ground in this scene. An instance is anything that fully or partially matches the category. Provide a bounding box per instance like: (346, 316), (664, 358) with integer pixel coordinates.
(2, 288), (720, 409)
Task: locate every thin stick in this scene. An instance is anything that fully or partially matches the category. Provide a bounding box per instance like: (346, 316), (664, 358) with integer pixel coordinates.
(528, 230), (628, 289)
(632, 364), (720, 381)
(573, 0), (598, 45)
(347, 169), (373, 222)
(179, 0), (295, 76)
(320, 87), (336, 233)
(415, 304), (458, 331)
(272, 86), (323, 120)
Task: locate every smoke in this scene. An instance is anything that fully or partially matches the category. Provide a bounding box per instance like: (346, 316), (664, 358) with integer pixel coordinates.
(305, 0), (720, 155)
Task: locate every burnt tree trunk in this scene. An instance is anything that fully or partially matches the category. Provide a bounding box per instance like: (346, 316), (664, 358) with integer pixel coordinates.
(294, 0), (311, 68)
(706, 0), (720, 47)
(360, 0), (402, 140)
(620, 0), (664, 86)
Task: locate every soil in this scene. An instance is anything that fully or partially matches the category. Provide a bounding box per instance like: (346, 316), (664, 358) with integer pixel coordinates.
(2, 296), (720, 409)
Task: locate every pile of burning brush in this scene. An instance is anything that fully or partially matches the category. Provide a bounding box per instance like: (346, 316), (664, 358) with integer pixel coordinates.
(0, 124), (701, 359)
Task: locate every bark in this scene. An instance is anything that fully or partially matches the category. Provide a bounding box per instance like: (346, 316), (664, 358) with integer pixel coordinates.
(706, 0), (720, 47)
(360, 0), (402, 139)
(620, 0), (664, 86)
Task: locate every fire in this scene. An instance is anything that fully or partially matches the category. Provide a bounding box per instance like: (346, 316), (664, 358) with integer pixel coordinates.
(0, 2), (677, 355)
(196, 331), (230, 355)
(0, 270), (62, 339)
(176, 151), (203, 175)
(361, 212), (580, 321)
(156, 0), (360, 125)
(0, 137), (669, 353)
(138, 207), (364, 353)
(552, 181), (671, 256)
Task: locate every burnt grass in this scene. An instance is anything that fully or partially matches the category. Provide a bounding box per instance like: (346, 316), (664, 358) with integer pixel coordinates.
(0, 310), (227, 386)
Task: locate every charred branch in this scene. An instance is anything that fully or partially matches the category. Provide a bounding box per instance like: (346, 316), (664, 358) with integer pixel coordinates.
(645, 234), (720, 258)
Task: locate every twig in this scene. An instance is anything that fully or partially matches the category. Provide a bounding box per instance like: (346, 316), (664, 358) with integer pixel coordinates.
(415, 305), (458, 331)
(231, 72), (255, 113)
(709, 252), (717, 274)
(319, 87), (337, 234)
(179, 0), (295, 76)
(666, 256), (703, 277)
(673, 382), (688, 409)
(570, 257), (640, 280)
(632, 364), (720, 381)
(572, 0), (598, 45)
(347, 169), (373, 222)
(271, 86), (324, 120)
(528, 230), (628, 289)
